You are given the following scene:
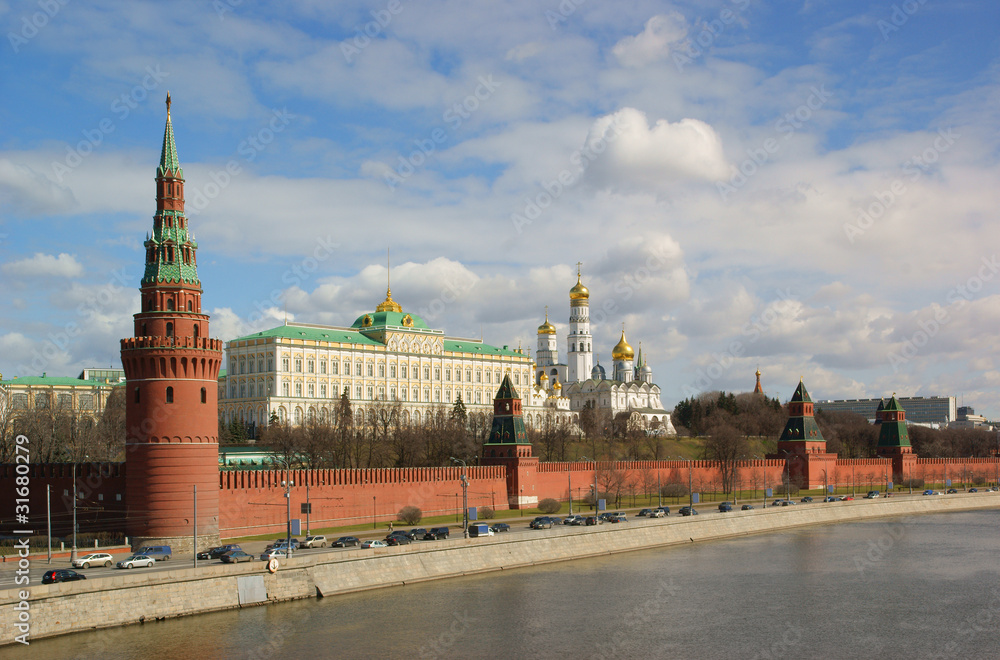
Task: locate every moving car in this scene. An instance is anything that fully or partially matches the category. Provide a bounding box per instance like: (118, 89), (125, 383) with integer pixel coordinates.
(332, 536), (361, 547)
(468, 523), (494, 537)
(608, 512), (627, 523)
(865, 491), (880, 499)
(563, 515), (586, 525)
(637, 509), (653, 517)
(72, 553), (113, 569)
(197, 544), (241, 560)
(947, 488), (958, 494)
(585, 516), (598, 525)
(408, 528), (428, 540)
(135, 545), (171, 561)
(654, 506), (670, 516)
(42, 569), (86, 584)
(220, 550), (254, 563)
(969, 488), (979, 493)
(718, 502), (733, 512)
(678, 506), (698, 516)
(268, 538), (300, 551)
(530, 517), (554, 529)
(741, 504), (755, 510)
(648, 509), (666, 518)
(424, 527), (450, 540)
(801, 496), (814, 503)
(491, 523), (511, 533)
(385, 533), (412, 546)
(260, 548), (288, 561)
(823, 496), (838, 502)
(117, 555), (156, 569)
(301, 535), (327, 548)
(361, 540), (387, 548)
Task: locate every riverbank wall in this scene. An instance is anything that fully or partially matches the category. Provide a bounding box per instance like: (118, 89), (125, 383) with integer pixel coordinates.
(4, 494), (999, 645)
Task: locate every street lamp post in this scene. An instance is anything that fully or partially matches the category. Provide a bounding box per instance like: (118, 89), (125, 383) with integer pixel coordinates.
(282, 476), (294, 558)
(755, 455), (767, 507)
(71, 465), (78, 562)
(372, 495), (377, 530)
(450, 457), (469, 538)
(567, 463), (573, 516)
(671, 456), (693, 511)
(305, 478), (311, 536)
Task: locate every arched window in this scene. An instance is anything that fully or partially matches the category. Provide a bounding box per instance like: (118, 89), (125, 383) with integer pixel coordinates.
(187, 300), (193, 311)
(134, 387), (140, 403)
(193, 325), (199, 341)
(167, 299), (174, 311)
(166, 322), (173, 337)
(201, 387), (207, 404)
(166, 386), (174, 403)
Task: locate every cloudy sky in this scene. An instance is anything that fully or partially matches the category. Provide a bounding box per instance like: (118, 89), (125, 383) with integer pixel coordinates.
(1, 0), (998, 416)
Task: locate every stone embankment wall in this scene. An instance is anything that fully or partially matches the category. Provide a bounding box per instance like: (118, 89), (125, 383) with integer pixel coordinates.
(3, 494), (999, 645)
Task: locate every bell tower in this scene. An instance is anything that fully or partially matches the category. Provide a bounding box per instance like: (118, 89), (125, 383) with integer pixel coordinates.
(120, 94), (223, 553)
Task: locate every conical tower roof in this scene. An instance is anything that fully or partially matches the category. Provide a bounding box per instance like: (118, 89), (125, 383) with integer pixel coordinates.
(157, 93), (183, 178)
(789, 379), (812, 403)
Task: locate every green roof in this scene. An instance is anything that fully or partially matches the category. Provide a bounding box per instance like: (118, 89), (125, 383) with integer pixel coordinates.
(882, 396), (903, 412)
(494, 374), (519, 400)
(230, 324), (382, 346)
(0, 376), (107, 387)
(157, 111), (182, 178)
(444, 339), (523, 357)
(789, 380), (812, 403)
(350, 310), (430, 330)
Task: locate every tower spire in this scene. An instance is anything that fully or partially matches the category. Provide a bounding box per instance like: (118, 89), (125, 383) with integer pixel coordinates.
(158, 92), (181, 178)
(375, 248), (403, 313)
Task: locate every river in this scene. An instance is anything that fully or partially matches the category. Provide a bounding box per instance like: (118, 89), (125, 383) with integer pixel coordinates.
(16, 510), (1000, 659)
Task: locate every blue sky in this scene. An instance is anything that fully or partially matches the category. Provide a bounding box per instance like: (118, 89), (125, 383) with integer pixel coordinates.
(2, 0), (999, 416)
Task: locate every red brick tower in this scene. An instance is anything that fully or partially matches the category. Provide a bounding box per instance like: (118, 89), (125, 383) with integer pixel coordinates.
(120, 94), (223, 553)
(482, 374), (538, 509)
(769, 379), (838, 490)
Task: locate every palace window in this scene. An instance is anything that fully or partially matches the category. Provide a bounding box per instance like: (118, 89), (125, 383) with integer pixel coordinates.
(259, 358), (264, 372)
(390, 364), (396, 378)
(412, 388), (418, 401)
(307, 360), (314, 373)
(454, 369), (460, 382)
(356, 362), (362, 376)
(331, 361), (338, 375)
(79, 394), (94, 410)
(367, 363), (374, 377)
(400, 388), (406, 401)
(378, 387), (385, 400)
(423, 367), (430, 380)
(475, 391), (482, 403)
(476, 370), (482, 383)
(282, 358), (289, 372)
(282, 383), (289, 397)
(319, 361), (326, 374)
(378, 364), (385, 378)
(466, 370), (472, 382)
(434, 389), (440, 402)
(308, 384), (315, 397)
(355, 386), (362, 399)
(423, 388), (430, 402)
(401, 365), (407, 378)
(295, 359), (302, 373)
(295, 383), (302, 397)
(367, 386), (374, 399)
(434, 367), (441, 380)
(446, 368), (452, 381)
(11, 394), (27, 409)
(320, 384), (327, 398)
(446, 390), (452, 402)
(240, 383), (246, 398)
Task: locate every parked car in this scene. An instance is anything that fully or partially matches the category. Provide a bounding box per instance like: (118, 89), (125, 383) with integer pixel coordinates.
(268, 538), (300, 551)
(741, 504), (755, 510)
(332, 536), (361, 548)
(584, 516), (598, 525)
(220, 550), (254, 563)
(654, 506), (670, 516)
(117, 555), (156, 569)
(42, 569), (86, 584)
(548, 516), (563, 525)
(839, 496), (854, 501)
(718, 502), (733, 512)
(72, 553), (114, 569)
(468, 523), (494, 538)
(608, 512), (627, 523)
(772, 499), (785, 507)
(197, 544), (241, 560)
(801, 496), (814, 503)
(530, 517), (553, 529)
(637, 508), (653, 517)
(361, 540), (387, 548)
(424, 527), (450, 540)
(947, 488), (958, 494)
(260, 548), (288, 561)
(598, 512), (615, 522)
(301, 535), (327, 548)
(865, 491), (880, 499)
(648, 509), (666, 518)
(491, 523), (511, 533)
(823, 496), (838, 502)
(408, 528), (428, 540)
(780, 500), (796, 506)
(678, 506), (698, 516)
(969, 488), (979, 493)
(563, 515), (586, 525)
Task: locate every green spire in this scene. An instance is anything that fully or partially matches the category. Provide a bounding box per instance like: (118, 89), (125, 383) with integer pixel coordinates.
(157, 92), (183, 178)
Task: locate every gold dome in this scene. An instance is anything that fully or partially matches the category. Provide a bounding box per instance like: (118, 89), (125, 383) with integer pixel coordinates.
(537, 309), (556, 335)
(553, 380), (562, 390)
(569, 265), (589, 301)
(375, 287), (403, 313)
(540, 372), (549, 380)
(612, 329), (634, 361)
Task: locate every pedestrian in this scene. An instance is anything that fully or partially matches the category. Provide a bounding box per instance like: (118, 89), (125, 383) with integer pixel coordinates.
(388, 521), (393, 532)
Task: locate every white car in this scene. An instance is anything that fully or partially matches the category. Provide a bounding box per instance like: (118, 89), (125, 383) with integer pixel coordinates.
(117, 555), (156, 569)
(301, 535), (327, 548)
(260, 548), (288, 561)
(361, 540), (387, 548)
(648, 509), (666, 518)
(72, 553), (114, 568)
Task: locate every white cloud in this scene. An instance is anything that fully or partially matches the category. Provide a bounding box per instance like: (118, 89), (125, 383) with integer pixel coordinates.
(612, 13), (688, 67)
(583, 107), (730, 188)
(3, 253), (84, 278)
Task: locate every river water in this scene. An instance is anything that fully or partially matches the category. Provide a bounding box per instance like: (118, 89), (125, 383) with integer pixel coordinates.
(16, 510), (1000, 659)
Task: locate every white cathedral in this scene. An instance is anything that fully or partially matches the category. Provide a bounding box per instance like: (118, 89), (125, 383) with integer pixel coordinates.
(531, 268), (676, 435)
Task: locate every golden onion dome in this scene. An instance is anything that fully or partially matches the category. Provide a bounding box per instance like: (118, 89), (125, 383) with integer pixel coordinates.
(569, 274), (589, 301)
(537, 310), (557, 335)
(612, 329), (634, 361)
(540, 372), (549, 380)
(553, 380), (562, 390)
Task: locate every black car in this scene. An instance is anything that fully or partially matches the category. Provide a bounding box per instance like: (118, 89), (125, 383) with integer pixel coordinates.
(408, 528), (428, 540)
(585, 516), (598, 525)
(718, 502), (733, 512)
(332, 536), (361, 547)
(424, 527), (450, 540)
(529, 517), (553, 529)
(42, 569), (86, 584)
(220, 550), (254, 563)
(385, 532), (412, 545)
(197, 544), (241, 560)
(491, 523), (511, 533)
(678, 506), (699, 516)
(800, 496), (814, 503)
(947, 488), (958, 494)
(741, 504), (754, 510)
